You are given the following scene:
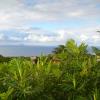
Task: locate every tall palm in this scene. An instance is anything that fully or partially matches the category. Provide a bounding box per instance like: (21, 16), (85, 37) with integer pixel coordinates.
(53, 45), (65, 54)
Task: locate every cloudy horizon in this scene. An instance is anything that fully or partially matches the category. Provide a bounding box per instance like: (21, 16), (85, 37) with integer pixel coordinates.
(0, 0), (100, 46)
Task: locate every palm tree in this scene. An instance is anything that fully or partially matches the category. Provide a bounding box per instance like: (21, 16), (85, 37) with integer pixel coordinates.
(53, 45), (65, 54)
(92, 47), (100, 55)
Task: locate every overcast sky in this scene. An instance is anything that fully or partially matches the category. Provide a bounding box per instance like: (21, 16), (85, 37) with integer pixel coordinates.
(0, 0), (100, 46)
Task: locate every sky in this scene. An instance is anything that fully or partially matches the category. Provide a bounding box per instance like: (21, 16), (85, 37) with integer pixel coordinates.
(0, 0), (100, 46)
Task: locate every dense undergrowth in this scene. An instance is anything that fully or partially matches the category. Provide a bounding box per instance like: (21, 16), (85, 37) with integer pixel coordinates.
(0, 39), (100, 100)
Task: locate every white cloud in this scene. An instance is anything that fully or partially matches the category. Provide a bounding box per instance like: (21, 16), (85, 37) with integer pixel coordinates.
(0, 27), (99, 46)
(23, 28), (65, 43)
(0, 0), (100, 46)
(68, 10), (84, 17)
(56, 27), (100, 46)
(0, 0), (100, 30)
(9, 36), (22, 41)
(0, 33), (5, 40)
(80, 34), (88, 41)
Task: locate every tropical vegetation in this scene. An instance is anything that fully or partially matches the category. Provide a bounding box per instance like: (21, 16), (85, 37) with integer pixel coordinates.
(0, 39), (100, 100)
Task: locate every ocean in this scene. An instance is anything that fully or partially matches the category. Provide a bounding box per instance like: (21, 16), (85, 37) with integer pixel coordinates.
(0, 45), (99, 57)
(0, 45), (56, 57)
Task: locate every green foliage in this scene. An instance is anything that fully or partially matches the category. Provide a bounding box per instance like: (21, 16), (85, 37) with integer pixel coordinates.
(92, 47), (100, 55)
(0, 39), (100, 100)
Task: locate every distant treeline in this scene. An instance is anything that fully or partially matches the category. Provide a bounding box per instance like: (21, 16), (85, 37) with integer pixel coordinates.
(0, 55), (30, 63)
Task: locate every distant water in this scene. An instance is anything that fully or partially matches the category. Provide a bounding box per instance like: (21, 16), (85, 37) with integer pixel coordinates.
(0, 46), (56, 57)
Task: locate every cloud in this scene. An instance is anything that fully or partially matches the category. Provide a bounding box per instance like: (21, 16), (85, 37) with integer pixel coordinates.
(0, 33), (5, 40)
(56, 27), (100, 46)
(0, 0), (100, 45)
(9, 36), (22, 41)
(0, 27), (100, 46)
(23, 28), (65, 43)
(0, 28), (65, 45)
(79, 34), (88, 41)
(0, 0), (100, 29)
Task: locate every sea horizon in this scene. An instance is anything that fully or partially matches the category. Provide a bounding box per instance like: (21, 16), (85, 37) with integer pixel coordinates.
(0, 45), (100, 57)
(0, 45), (56, 57)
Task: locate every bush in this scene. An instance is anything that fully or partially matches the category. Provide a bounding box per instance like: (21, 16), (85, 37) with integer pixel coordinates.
(0, 40), (100, 100)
